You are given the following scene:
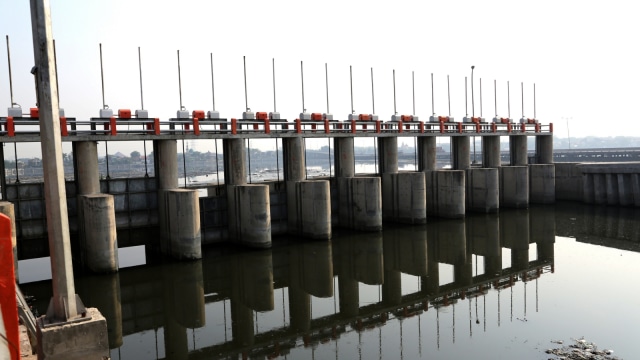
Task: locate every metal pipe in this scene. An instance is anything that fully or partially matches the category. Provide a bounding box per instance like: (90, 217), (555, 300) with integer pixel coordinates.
(99, 43), (106, 109)
(243, 56), (249, 111)
(431, 73), (435, 116)
(6, 35), (16, 107)
(177, 50), (183, 110)
(349, 65), (354, 114)
(272, 58), (276, 112)
(210, 53), (216, 111)
(300, 60), (305, 112)
(371, 67), (375, 114)
(393, 69), (397, 115)
(138, 47), (144, 110)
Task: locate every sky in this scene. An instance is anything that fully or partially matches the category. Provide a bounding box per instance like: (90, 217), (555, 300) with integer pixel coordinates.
(1, 0), (639, 158)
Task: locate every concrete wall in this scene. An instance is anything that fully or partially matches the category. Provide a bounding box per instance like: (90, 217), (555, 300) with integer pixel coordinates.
(466, 168), (499, 213)
(555, 163), (583, 201)
(425, 170), (465, 218)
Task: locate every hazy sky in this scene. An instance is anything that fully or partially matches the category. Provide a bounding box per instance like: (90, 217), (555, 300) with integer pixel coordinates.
(1, 0), (639, 157)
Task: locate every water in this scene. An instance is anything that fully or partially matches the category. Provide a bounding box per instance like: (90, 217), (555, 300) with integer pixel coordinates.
(18, 202), (640, 359)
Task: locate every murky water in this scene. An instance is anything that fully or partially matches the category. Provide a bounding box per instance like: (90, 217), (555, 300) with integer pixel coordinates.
(19, 202), (640, 359)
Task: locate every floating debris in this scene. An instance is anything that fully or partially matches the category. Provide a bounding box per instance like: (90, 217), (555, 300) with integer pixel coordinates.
(545, 337), (620, 359)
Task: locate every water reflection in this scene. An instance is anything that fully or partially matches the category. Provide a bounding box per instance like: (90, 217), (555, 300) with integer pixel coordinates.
(21, 205), (574, 359)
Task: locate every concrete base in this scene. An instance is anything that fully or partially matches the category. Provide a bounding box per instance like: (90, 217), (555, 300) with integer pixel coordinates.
(162, 189), (202, 259)
(79, 194), (118, 272)
(466, 168), (499, 213)
(36, 307), (109, 360)
(500, 166), (529, 208)
(555, 163), (583, 201)
(425, 170), (466, 218)
(382, 172), (427, 224)
(529, 164), (555, 204)
(0, 201), (17, 282)
(228, 184), (272, 248)
(287, 180), (331, 240)
(337, 177), (382, 231)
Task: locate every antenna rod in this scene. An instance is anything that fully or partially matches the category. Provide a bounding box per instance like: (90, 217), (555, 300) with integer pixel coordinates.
(431, 73), (435, 115)
(300, 60), (305, 112)
(177, 50), (183, 110)
(211, 53), (216, 111)
(6, 35), (15, 107)
(99, 43), (106, 109)
(507, 81), (511, 119)
(243, 55), (248, 111)
(480, 78), (483, 117)
(412, 71), (416, 115)
(138, 47), (144, 110)
(371, 67), (375, 114)
(471, 66), (475, 117)
(349, 65), (354, 114)
(494, 79), (497, 117)
(325, 63), (330, 113)
(393, 69), (397, 115)
(533, 83), (536, 119)
(465, 76), (468, 117)
(521, 81), (524, 118)
(272, 58), (276, 112)
(447, 75), (451, 117)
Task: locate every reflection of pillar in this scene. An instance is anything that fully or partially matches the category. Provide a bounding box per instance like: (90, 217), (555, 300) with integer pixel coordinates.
(230, 300), (254, 347)
(423, 237), (440, 296)
(429, 219), (466, 266)
(299, 242), (334, 298)
(168, 261), (205, 329)
(382, 269), (402, 305)
(351, 233), (384, 285)
(235, 250), (274, 312)
(452, 136), (471, 170)
(288, 247), (311, 332)
(501, 209), (530, 270)
(392, 228), (428, 276)
(336, 237), (359, 318)
(530, 206), (555, 262)
(77, 273), (123, 349)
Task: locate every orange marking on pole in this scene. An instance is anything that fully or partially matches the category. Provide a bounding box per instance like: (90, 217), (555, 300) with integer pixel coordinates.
(60, 116), (68, 136)
(439, 121), (444, 133)
(507, 123), (512, 133)
(0, 213), (19, 360)
(375, 120), (381, 133)
(491, 123), (497, 133)
(398, 120), (403, 133)
(110, 116), (117, 135)
(457, 122), (462, 133)
(7, 116), (15, 137)
(118, 109), (131, 119)
(295, 119), (302, 134)
(264, 119), (270, 134)
(30, 107), (39, 119)
(419, 122), (424, 133)
(231, 118), (237, 135)
(549, 123), (553, 132)
(193, 118), (200, 135)
(324, 119), (330, 134)
(351, 120), (356, 134)
(154, 118), (160, 135)
(521, 123), (526, 133)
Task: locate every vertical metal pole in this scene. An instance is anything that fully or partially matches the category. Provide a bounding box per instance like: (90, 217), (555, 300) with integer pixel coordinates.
(431, 73), (435, 116)
(211, 53), (216, 111)
(393, 69), (397, 115)
(521, 81), (524, 118)
(177, 50), (183, 110)
(99, 43), (106, 109)
(480, 78), (483, 117)
(447, 75), (451, 117)
(243, 55), (249, 111)
(53, 39), (59, 105)
(471, 66), (475, 117)
(349, 65), (354, 114)
(325, 63), (330, 114)
(272, 58), (276, 112)
(494, 79), (498, 117)
(507, 81), (511, 119)
(465, 77), (468, 117)
(30, 0), (79, 321)
(370, 67), (375, 114)
(6, 36), (16, 107)
(14, 144), (20, 183)
(138, 47), (144, 110)
(533, 83), (536, 119)
(412, 70), (416, 115)
(300, 60), (305, 112)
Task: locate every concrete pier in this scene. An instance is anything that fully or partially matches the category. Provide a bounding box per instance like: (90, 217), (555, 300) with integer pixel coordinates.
(529, 164), (555, 204)
(284, 138), (331, 239)
(452, 136), (471, 170)
(500, 166), (529, 208)
(79, 194), (118, 272)
(482, 136), (502, 168)
(425, 170), (465, 218)
(0, 202), (17, 281)
(379, 137), (426, 224)
(509, 135), (528, 166)
(334, 137), (382, 231)
(535, 135), (554, 164)
(417, 137), (438, 171)
(163, 189), (202, 259)
(466, 168), (499, 213)
(228, 185), (272, 248)
(74, 141), (119, 272)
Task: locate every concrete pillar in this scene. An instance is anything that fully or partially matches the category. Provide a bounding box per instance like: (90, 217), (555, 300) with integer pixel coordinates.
(535, 135), (554, 164)
(425, 170), (465, 218)
(452, 136), (471, 170)
(351, 177), (382, 231)
(606, 173), (619, 205)
(79, 194), (118, 272)
(228, 184), (272, 248)
(334, 137), (355, 178)
(618, 174), (634, 206)
(418, 137), (438, 171)
(74, 141), (100, 195)
(223, 138), (247, 185)
(0, 202), (17, 281)
(382, 172), (426, 224)
(500, 166), (529, 208)
(632, 174), (640, 207)
(377, 137), (399, 174)
(529, 164), (555, 204)
(156, 140), (179, 189)
(163, 189), (201, 259)
(287, 180), (331, 239)
(283, 137), (306, 181)
(555, 163), (583, 201)
(482, 136), (501, 168)
(466, 168), (499, 213)
(593, 173), (606, 205)
(509, 135), (528, 166)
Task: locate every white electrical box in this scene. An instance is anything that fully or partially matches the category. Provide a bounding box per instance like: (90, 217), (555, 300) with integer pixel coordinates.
(100, 108), (114, 118)
(348, 113), (358, 121)
(463, 117), (472, 123)
(7, 107), (22, 117)
(242, 111), (254, 120)
(519, 117), (527, 124)
(269, 112), (280, 120)
(429, 115), (438, 122)
(370, 114), (379, 121)
(135, 110), (149, 118)
(300, 112), (311, 120)
(323, 113), (333, 121)
(412, 115), (419, 121)
(391, 114), (402, 121)
(177, 110), (189, 119)
(208, 110), (220, 119)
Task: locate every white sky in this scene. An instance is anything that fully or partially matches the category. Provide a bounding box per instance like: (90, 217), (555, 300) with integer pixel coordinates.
(1, 0), (639, 157)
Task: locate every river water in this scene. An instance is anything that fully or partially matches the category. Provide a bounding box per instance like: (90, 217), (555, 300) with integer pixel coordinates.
(19, 202), (640, 359)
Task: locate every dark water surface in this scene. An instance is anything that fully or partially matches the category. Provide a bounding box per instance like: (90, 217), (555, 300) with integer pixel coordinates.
(19, 202), (640, 359)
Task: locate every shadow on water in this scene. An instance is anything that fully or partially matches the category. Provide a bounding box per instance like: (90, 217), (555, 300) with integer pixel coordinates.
(18, 202), (640, 359)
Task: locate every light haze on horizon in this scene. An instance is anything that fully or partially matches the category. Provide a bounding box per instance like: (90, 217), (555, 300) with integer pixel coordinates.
(1, 0), (638, 158)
